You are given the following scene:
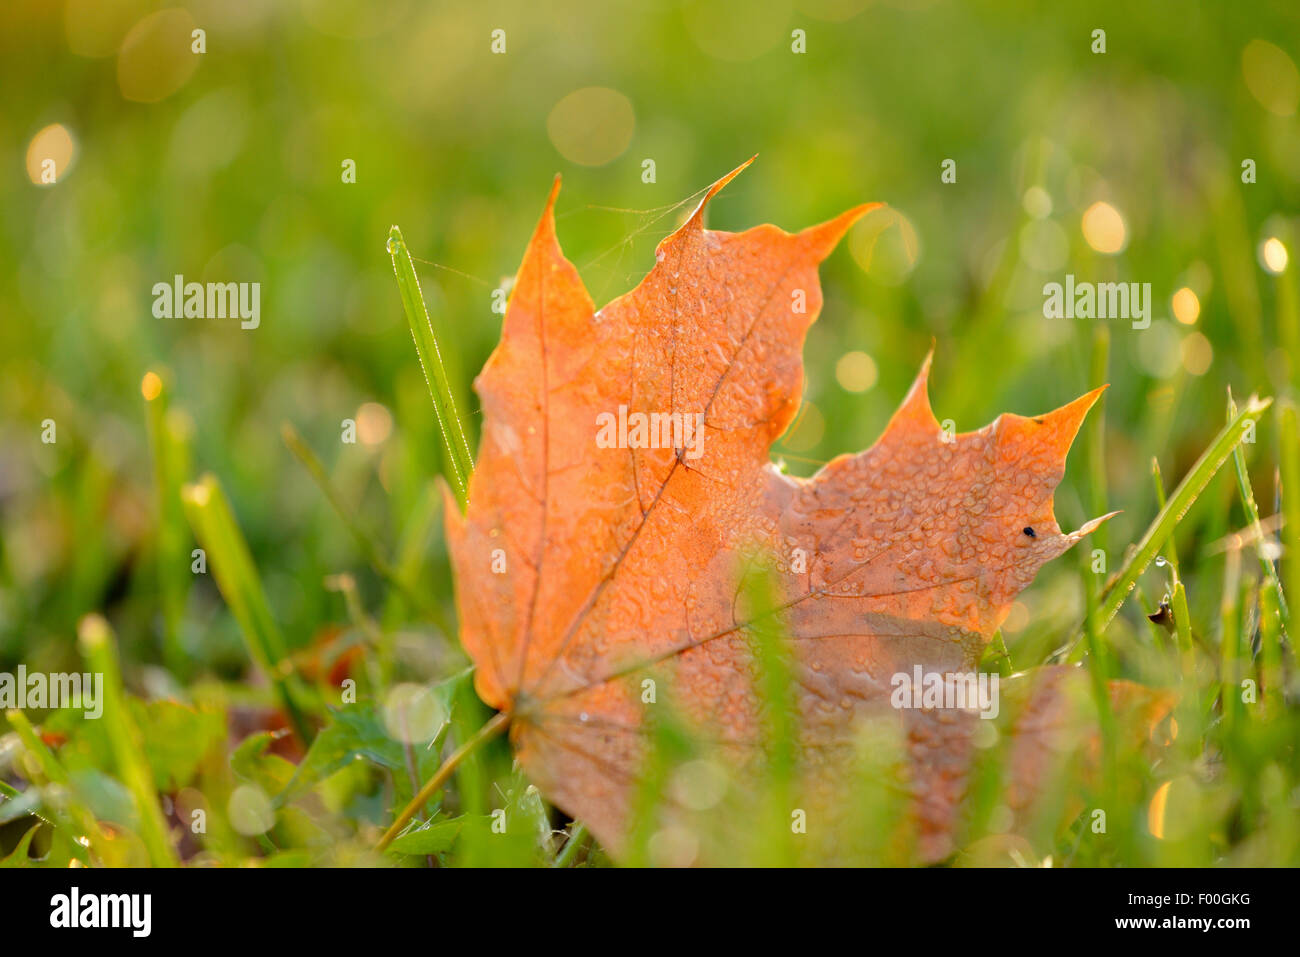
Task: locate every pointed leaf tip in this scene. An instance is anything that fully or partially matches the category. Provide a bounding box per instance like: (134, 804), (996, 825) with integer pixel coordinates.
(1072, 510), (1120, 540)
(526, 175), (563, 248)
(880, 352), (939, 440)
(686, 157), (757, 228)
(802, 201), (884, 261)
(1035, 385), (1107, 449)
(909, 348), (935, 400)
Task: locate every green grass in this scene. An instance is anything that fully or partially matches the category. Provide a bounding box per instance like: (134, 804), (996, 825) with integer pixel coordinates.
(1, 0), (1298, 867)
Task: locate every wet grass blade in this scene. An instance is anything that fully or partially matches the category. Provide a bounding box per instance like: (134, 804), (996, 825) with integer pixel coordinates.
(1152, 460), (1194, 675)
(1281, 400), (1300, 633)
(388, 225), (474, 507)
(181, 473), (313, 744)
(1095, 395), (1272, 633)
(1228, 393), (1289, 630)
(1151, 459), (1181, 573)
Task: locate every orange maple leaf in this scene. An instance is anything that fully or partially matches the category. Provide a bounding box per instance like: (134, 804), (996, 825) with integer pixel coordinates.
(443, 161), (1146, 863)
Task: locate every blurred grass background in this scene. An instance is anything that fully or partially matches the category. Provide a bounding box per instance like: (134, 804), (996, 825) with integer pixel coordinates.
(1, 0), (1298, 866)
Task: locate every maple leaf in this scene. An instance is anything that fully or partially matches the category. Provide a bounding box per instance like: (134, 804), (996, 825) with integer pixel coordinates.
(443, 161), (1151, 863)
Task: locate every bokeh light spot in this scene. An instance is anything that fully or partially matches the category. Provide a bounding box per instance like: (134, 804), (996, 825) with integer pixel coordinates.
(1260, 236), (1289, 274)
(1019, 219), (1068, 272)
(647, 825), (699, 867)
(301, 0), (410, 38)
(1022, 186), (1053, 219)
(228, 785), (275, 836)
(356, 402), (393, 445)
(1147, 776), (1200, 841)
(1136, 321), (1182, 378)
(1181, 331), (1213, 376)
(383, 683), (447, 744)
(835, 350), (878, 393)
(1171, 287), (1200, 325)
(670, 759), (729, 811)
(547, 87), (635, 167)
(1081, 201), (1127, 254)
(25, 124), (77, 186)
(65, 0), (149, 58)
(683, 0), (791, 62)
(795, 0), (872, 21)
(1242, 39), (1299, 116)
(1148, 780), (1170, 839)
(117, 8), (200, 103)
(850, 207), (921, 285)
(1002, 602), (1030, 634)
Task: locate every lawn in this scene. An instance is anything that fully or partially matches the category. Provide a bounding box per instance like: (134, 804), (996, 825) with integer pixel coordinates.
(1, 0), (1298, 868)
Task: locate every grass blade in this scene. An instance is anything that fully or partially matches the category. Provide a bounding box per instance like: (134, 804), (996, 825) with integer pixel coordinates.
(5, 709), (98, 863)
(1086, 324), (1111, 554)
(1281, 400), (1300, 633)
(181, 473), (313, 744)
(387, 225), (474, 506)
(1095, 394), (1272, 633)
(382, 481), (443, 630)
(280, 422), (451, 635)
(1151, 460), (1193, 677)
(142, 370), (194, 677)
(77, 614), (178, 867)
(551, 822), (589, 867)
(1228, 393), (1289, 628)
(1219, 546), (1242, 735)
